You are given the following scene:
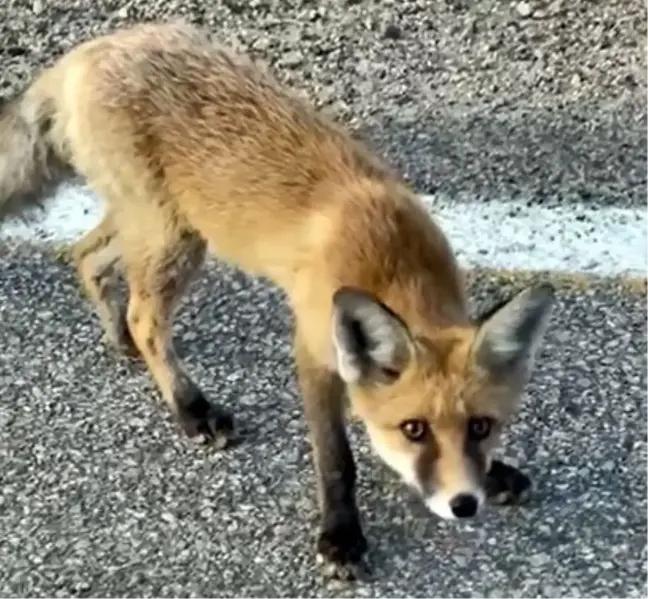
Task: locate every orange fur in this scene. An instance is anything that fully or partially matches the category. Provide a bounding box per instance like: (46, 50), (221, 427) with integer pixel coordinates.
(0, 21), (555, 579)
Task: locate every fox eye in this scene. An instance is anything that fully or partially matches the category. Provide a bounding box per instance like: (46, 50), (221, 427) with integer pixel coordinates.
(400, 419), (428, 442)
(468, 416), (493, 441)
(380, 366), (401, 381)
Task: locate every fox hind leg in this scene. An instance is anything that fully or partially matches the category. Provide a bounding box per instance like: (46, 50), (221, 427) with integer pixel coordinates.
(122, 227), (235, 447)
(71, 215), (138, 357)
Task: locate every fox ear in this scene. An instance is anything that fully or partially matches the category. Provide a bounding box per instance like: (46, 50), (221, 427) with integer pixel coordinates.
(472, 284), (556, 383)
(332, 287), (412, 385)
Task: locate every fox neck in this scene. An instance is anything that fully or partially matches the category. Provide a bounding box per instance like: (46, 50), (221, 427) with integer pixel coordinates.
(322, 179), (470, 334)
(289, 176), (471, 369)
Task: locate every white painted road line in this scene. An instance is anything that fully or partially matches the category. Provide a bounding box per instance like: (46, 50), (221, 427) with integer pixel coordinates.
(0, 182), (646, 278)
(423, 195), (647, 279)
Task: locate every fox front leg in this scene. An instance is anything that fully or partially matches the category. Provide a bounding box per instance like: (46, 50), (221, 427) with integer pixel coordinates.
(485, 459), (532, 506)
(294, 335), (369, 582)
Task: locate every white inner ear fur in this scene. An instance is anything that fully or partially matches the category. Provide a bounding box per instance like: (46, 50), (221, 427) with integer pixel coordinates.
(332, 334), (362, 384)
(475, 285), (555, 378)
(484, 300), (550, 359)
(364, 312), (404, 366)
(331, 294), (410, 384)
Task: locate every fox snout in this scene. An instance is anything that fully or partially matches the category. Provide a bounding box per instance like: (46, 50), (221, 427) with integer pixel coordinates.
(424, 487), (486, 521)
(364, 420), (491, 521)
(424, 444), (489, 520)
(449, 493), (480, 518)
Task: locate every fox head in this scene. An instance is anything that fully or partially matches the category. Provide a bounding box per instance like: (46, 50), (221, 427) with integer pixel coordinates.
(331, 283), (555, 520)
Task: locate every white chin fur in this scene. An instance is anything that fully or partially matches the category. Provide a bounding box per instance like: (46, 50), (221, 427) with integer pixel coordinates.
(425, 489), (485, 521)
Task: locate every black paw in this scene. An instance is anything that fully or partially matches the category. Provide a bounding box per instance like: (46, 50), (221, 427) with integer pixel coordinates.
(485, 460), (532, 506)
(176, 390), (236, 449)
(316, 518), (370, 582)
(103, 315), (141, 360)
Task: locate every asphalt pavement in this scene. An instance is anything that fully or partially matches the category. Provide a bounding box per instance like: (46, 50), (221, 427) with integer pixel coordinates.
(0, 244), (645, 598)
(1, 0), (645, 208)
(0, 2), (645, 596)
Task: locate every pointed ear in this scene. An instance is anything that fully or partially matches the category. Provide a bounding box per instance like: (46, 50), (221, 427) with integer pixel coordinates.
(331, 287), (413, 385)
(472, 283), (556, 383)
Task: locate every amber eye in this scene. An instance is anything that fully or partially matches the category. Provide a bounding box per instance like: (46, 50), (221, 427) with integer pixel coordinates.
(468, 416), (493, 441)
(400, 419), (428, 442)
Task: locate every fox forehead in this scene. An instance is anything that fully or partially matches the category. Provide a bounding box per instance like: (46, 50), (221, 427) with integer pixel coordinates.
(351, 334), (521, 426)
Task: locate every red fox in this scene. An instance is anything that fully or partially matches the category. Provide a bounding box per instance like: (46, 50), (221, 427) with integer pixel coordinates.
(0, 22), (555, 580)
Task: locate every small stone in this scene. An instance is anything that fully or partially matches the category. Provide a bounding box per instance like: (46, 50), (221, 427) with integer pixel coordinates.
(317, 85), (336, 106)
(571, 73), (582, 86)
(32, 0), (44, 14)
(355, 59), (371, 76)
(382, 23), (402, 40)
(280, 50), (303, 68)
(548, 0), (564, 14)
(516, 1), (533, 17)
(252, 37), (271, 52)
(529, 552), (551, 567)
(161, 512), (176, 524)
(453, 554), (468, 567)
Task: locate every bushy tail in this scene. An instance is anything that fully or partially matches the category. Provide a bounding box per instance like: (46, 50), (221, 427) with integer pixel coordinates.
(0, 77), (73, 224)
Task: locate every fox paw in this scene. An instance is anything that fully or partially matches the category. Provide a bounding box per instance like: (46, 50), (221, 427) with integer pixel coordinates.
(485, 460), (532, 506)
(102, 315), (141, 360)
(316, 519), (370, 582)
(104, 332), (140, 360)
(176, 392), (236, 449)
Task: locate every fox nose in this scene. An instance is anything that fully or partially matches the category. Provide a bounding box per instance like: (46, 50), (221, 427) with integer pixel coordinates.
(450, 493), (479, 518)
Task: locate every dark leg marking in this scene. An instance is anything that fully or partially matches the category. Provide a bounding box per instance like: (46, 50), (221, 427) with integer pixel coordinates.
(295, 331), (369, 582)
(172, 376), (235, 448)
(146, 335), (158, 357)
(91, 257), (139, 357)
(125, 232), (236, 448)
(73, 219), (140, 359)
(485, 459), (532, 505)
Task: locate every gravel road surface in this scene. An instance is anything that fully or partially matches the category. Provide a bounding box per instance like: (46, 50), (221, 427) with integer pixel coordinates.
(0, 246), (646, 598)
(1, 1), (646, 597)
(0, 0), (645, 206)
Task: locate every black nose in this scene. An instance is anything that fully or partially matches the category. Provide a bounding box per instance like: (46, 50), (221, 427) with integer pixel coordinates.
(450, 493), (479, 518)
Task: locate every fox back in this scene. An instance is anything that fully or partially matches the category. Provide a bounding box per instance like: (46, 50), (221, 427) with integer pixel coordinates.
(30, 23), (400, 284)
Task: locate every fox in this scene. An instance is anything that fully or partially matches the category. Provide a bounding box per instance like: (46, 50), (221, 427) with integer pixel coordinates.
(0, 21), (556, 581)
